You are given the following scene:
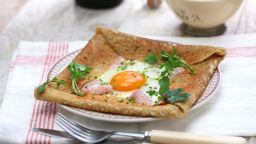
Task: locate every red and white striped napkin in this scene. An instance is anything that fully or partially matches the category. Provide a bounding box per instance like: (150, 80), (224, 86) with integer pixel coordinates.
(1, 34), (256, 144)
(0, 42), (83, 144)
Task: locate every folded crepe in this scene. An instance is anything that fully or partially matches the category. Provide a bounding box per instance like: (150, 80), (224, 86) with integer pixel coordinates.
(35, 27), (226, 118)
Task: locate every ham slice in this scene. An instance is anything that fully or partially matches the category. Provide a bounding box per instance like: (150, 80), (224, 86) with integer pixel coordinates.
(81, 80), (112, 95)
(130, 90), (154, 106)
(110, 56), (123, 69)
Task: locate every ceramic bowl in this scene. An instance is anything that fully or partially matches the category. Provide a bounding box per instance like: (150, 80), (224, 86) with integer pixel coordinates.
(165, 0), (243, 36)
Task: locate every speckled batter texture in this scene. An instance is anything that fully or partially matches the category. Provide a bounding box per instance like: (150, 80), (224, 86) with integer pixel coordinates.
(35, 27), (226, 118)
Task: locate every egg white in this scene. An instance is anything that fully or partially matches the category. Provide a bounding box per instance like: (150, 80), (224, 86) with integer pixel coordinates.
(98, 57), (184, 104)
(97, 58), (160, 103)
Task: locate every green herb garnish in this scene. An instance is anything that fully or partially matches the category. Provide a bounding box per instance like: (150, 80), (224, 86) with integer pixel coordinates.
(164, 88), (191, 103)
(157, 95), (164, 101)
(37, 83), (47, 94)
(117, 65), (128, 71)
(37, 77), (66, 94)
(127, 97), (136, 103)
(161, 49), (195, 74)
(67, 62), (92, 96)
(144, 53), (158, 65)
(143, 48), (194, 104)
(159, 76), (170, 95)
(124, 60), (135, 65)
(158, 48), (195, 95)
(146, 89), (158, 97)
(99, 79), (108, 85)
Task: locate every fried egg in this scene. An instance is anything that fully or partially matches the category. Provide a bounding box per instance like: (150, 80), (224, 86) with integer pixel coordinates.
(79, 56), (185, 105)
(97, 57), (183, 105)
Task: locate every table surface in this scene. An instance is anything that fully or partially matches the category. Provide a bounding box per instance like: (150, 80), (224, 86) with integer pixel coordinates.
(0, 0), (28, 32)
(1, 0), (256, 48)
(1, 0), (256, 143)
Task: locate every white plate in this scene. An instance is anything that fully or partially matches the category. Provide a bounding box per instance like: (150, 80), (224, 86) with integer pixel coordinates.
(48, 50), (221, 123)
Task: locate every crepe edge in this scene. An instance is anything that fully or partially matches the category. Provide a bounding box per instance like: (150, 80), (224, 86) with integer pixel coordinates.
(34, 87), (185, 118)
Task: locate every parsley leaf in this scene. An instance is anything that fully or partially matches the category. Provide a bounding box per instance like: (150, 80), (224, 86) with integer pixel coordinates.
(146, 89), (158, 96)
(51, 77), (66, 87)
(159, 76), (170, 95)
(117, 65), (127, 71)
(158, 48), (195, 95)
(37, 77), (66, 94)
(144, 54), (158, 65)
(124, 60), (135, 65)
(37, 83), (47, 94)
(68, 62), (92, 96)
(99, 79), (108, 85)
(164, 88), (191, 103)
(161, 50), (195, 74)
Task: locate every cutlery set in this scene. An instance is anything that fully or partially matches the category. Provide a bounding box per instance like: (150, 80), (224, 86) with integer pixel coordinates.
(33, 113), (246, 144)
(33, 128), (140, 144)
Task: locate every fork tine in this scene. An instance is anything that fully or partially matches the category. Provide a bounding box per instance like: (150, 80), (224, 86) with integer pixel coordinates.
(55, 114), (91, 137)
(55, 115), (90, 142)
(56, 113), (93, 134)
(55, 113), (111, 143)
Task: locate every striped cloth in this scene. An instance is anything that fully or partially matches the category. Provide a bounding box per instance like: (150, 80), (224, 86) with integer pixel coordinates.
(1, 35), (256, 143)
(25, 43), (69, 144)
(0, 42), (85, 144)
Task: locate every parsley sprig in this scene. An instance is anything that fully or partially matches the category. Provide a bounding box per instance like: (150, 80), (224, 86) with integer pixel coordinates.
(164, 88), (191, 103)
(117, 65), (127, 71)
(144, 48), (195, 103)
(37, 77), (66, 94)
(158, 49), (195, 95)
(161, 49), (195, 74)
(67, 62), (92, 96)
(144, 53), (158, 65)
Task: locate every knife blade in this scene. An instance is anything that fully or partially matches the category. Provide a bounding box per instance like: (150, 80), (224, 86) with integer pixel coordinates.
(32, 128), (77, 140)
(32, 128), (142, 144)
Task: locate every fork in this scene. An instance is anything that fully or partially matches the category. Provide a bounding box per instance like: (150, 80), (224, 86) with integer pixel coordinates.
(55, 113), (247, 144)
(55, 113), (145, 143)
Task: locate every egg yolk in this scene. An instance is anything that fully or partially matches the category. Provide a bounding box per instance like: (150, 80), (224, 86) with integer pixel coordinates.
(110, 71), (146, 91)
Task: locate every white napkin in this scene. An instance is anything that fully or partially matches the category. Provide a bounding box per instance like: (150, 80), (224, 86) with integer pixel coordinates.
(0, 36), (11, 106)
(139, 34), (256, 136)
(0, 34), (256, 144)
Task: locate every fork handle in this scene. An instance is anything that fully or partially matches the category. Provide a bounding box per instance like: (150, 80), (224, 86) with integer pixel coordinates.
(150, 130), (247, 144)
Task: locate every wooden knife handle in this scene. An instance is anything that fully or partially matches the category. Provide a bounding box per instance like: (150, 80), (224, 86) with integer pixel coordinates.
(150, 130), (247, 144)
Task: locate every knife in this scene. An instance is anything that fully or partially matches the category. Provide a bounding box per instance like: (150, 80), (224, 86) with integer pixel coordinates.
(32, 128), (77, 140)
(32, 128), (142, 144)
